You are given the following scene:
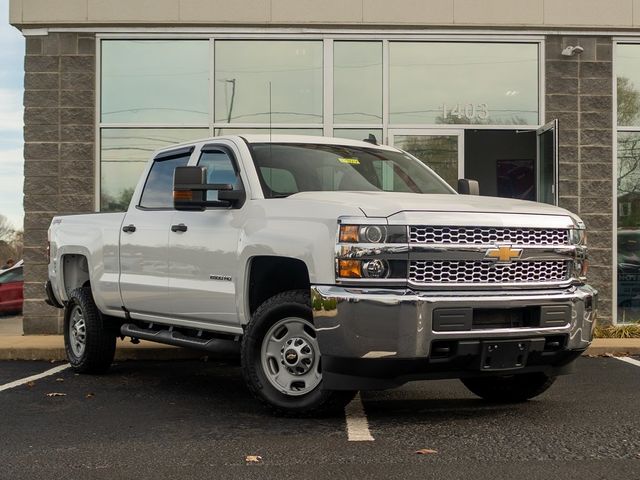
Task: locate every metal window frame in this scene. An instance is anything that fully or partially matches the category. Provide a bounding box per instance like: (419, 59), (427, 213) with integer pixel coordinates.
(611, 38), (640, 325)
(388, 128), (465, 181)
(95, 31), (545, 212)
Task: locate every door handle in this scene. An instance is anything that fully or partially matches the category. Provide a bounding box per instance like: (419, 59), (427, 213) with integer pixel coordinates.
(122, 224), (136, 233)
(171, 224), (188, 233)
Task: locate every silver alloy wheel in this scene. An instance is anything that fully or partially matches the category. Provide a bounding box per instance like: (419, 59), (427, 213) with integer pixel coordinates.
(260, 317), (322, 397)
(69, 305), (87, 358)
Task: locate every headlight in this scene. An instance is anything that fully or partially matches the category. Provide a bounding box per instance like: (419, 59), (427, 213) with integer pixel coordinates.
(336, 223), (408, 282)
(570, 228), (587, 245)
(339, 224), (407, 243)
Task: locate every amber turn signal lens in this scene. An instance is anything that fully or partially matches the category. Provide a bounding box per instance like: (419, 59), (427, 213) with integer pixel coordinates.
(581, 259), (589, 277)
(173, 190), (192, 201)
(339, 225), (359, 243)
(338, 259), (362, 278)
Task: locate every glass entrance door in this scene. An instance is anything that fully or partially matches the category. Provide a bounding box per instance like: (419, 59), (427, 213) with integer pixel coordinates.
(537, 120), (559, 205)
(389, 130), (463, 188)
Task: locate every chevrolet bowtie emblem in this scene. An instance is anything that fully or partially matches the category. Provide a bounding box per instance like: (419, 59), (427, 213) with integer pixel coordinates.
(485, 246), (523, 263)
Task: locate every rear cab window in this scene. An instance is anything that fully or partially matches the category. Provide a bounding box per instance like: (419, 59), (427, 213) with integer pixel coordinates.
(139, 146), (193, 209)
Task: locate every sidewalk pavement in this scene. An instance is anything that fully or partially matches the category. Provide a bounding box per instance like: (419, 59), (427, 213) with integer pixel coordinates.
(1, 316), (638, 361)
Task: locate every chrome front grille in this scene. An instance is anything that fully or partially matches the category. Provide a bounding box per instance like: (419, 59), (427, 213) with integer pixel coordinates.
(409, 260), (570, 285)
(409, 226), (569, 246)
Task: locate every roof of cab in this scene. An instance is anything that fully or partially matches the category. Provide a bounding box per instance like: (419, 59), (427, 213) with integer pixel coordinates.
(153, 134), (399, 155)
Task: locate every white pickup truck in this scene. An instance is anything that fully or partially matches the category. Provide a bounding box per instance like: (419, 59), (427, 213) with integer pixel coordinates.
(46, 135), (597, 415)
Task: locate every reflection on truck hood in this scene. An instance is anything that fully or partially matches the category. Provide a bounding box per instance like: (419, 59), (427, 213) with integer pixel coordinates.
(290, 191), (575, 219)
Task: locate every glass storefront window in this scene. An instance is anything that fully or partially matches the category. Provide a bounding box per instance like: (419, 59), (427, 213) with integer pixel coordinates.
(333, 129), (383, 143)
(101, 40), (210, 124)
(214, 41), (323, 124)
(334, 42), (382, 124)
(392, 134), (459, 188)
(389, 42), (539, 125)
(617, 132), (640, 323)
(213, 128), (323, 136)
(617, 44), (640, 127)
(100, 128), (208, 211)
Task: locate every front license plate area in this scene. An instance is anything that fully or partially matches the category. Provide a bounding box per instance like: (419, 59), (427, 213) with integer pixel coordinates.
(480, 340), (530, 371)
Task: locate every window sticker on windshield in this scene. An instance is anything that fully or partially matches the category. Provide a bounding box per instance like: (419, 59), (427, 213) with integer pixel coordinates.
(338, 158), (360, 165)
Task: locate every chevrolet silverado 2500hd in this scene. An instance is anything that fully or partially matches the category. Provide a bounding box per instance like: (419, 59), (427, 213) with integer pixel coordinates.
(46, 135), (597, 415)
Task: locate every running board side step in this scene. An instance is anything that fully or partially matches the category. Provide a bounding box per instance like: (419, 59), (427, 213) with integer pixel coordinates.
(120, 323), (240, 355)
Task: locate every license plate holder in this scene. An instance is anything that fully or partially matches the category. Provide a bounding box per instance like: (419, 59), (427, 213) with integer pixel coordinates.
(480, 340), (530, 371)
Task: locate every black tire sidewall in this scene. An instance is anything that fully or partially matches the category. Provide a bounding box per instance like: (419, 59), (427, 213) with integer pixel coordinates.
(63, 287), (115, 373)
(242, 290), (339, 415)
(462, 372), (556, 402)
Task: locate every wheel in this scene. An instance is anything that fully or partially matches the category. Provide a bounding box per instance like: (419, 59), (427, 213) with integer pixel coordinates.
(461, 372), (556, 403)
(64, 287), (116, 374)
(241, 290), (356, 416)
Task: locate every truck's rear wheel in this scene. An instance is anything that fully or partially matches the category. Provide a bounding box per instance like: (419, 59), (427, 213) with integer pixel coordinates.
(241, 290), (356, 416)
(461, 372), (556, 402)
(64, 287), (116, 374)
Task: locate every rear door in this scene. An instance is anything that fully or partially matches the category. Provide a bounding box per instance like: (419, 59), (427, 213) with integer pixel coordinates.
(168, 142), (244, 329)
(119, 146), (193, 319)
(0, 267), (23, 312)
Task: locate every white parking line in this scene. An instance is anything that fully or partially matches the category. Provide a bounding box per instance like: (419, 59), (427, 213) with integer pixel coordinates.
(0, 363), (71, 393)
(345, 393), (374, 441)
(614, 356), (640, 368)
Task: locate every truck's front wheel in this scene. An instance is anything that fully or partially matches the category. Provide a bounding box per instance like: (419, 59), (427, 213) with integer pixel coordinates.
(461, 372), (556, 403)
(241, 290), (356, 416)
(64, 287), (116, 374)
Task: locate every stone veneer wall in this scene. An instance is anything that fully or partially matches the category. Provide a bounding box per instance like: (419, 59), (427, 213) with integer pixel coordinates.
(546, 35), (614, 324)
(22, 33), (96, 334)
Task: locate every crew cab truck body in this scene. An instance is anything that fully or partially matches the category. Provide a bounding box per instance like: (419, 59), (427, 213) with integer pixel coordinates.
(46, 135), (597, 415)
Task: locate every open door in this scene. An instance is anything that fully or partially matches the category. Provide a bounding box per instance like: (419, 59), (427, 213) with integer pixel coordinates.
(537, 119), (559, 205)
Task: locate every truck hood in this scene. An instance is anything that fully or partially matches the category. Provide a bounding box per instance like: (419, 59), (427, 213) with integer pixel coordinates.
(290, 191), (576, 219)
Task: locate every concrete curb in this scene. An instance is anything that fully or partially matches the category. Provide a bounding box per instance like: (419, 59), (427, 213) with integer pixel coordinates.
(0, 336), (638, 361)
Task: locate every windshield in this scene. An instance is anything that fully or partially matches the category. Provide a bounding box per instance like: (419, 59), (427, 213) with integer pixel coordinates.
(249, 143), (454, 198)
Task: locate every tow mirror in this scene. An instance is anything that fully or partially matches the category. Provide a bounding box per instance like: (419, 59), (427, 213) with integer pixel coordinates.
(173, 166), (245, 210)
(457, 178), (480, 195)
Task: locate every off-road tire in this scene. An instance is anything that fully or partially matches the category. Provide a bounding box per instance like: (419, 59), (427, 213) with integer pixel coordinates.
(241, 289), (356, 416)
(64, 287), (116, 374)
(461, 372), (556, 403)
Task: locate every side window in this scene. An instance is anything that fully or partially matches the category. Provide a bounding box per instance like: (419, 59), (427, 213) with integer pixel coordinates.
(197, 149), (241, 201)
(139, 152), (191, 209)
(1, 267), (23, 283)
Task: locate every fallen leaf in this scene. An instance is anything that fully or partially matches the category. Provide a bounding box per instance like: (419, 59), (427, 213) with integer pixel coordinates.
(86, 393), (95, 399)
(415, 449), (438, 455)
(46, 392), (66, 397)
(26, 381), (35, 388)
(55, 378), (64, 382)
(245, 455), (262, 463)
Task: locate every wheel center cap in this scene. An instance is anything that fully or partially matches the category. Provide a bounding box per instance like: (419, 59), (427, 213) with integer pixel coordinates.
(284, 349), (298, 365)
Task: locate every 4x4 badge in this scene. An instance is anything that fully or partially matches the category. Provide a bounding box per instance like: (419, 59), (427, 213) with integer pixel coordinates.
(485, 246), (523, 263)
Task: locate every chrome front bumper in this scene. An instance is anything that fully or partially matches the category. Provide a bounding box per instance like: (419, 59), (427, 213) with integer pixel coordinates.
(311, 284), (597, 389)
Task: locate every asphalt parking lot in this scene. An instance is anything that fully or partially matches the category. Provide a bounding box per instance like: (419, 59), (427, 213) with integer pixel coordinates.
(1, 356), (639, 480)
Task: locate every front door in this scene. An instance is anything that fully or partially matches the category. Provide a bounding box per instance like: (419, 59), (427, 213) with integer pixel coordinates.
(389, 129), (464, 189)
(168, 142), (244, 330)
(537, 119), (559, 205)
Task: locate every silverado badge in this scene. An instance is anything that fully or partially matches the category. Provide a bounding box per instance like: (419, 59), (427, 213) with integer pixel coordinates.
(485, 245), (523, 263)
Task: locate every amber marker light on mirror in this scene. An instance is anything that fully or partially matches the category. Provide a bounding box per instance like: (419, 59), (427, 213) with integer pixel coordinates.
(173, 190), (193, 201)
(339, 225), (359, 243)
(338, 259), (362, 278)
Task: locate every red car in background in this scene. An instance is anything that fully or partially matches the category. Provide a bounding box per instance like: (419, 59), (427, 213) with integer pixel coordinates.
(0, 265), (23, 315)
